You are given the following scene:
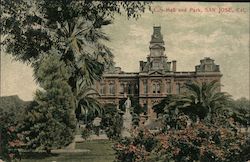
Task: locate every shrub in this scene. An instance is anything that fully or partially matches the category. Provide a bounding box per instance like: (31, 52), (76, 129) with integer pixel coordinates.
(81, 128), (92, 140)
(100, 104), (123, 140)
(113, 128), (158, 162)
(114, 121), (249, 162)
(0, 110), (22, 161)
(149, 122), (248, 162)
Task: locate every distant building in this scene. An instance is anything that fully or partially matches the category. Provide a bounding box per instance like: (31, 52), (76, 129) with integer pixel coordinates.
(94, 26), (222, 119)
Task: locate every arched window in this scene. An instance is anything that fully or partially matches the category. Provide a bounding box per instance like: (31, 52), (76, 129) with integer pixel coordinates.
(109, 83), (115, 95)
(100, 84), (105, 95)
(134, 84), (138, 94)
(120, 83), (125, 94)
(176, 83), (181, 94)
(128, 84), (132, 94)
(153, 82), (161, 94)
(143, 80), (147, 94)
(156, 83), (161, 93)
(153, 83), (157, 93)
(166, 82), (171, 93)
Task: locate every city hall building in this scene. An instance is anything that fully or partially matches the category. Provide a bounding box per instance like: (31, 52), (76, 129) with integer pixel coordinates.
(94, 26), (222, 119)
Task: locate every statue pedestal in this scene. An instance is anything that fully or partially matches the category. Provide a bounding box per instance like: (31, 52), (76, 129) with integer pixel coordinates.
(121, 107), (133, 138)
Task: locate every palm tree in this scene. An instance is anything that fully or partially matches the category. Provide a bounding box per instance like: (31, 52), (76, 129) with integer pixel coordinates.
(53, 17), (113, 87)
(228, 98), (250, 133)
(175, 80), (231, 122)
(36, 17), (113, 122)
(75, 83), (103, 123)
(152, 95), (177, 116)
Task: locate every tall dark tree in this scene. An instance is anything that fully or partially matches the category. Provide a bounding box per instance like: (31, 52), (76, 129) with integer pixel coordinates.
(20, 53), (77, 153)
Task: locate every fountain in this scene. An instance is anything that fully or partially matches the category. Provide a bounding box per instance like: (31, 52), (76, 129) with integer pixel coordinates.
(121, 97), (132, 137)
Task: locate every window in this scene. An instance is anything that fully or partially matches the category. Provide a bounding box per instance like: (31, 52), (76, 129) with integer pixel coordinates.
(128, 84), (132, 94)
(166, 82), (171, 93)
(120, 83), (125, 94)
(109, 83), (115, 95)
(153, 83), (156, 93)
(153, 82), (161, 94)
(100, 84), (105, 95)
(176, 83), (181, 94)
(143, 80), (147, 94)
(157, 83), (161, 93)
(134, 84), (138, 94)
(143, 104), (148, 115)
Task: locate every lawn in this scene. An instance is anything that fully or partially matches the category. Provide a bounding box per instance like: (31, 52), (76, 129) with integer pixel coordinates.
(20, 140), (115, 162)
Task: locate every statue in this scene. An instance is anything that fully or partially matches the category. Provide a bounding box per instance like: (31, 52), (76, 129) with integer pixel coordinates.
(124, 97), (131, 112)
(121, 97), (132, 137)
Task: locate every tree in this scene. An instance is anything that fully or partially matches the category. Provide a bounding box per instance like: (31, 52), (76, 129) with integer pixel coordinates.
(20, 53), (77, 153)
(75, 84), (103, 123)
(228, 97), (250, 130)
(175, 80), (231, 122)
(2, 0), (151, 84)
(2, 0), (151, 120)
(100, 103), (123, 140)
(152, 81), (231, 130)
(152, 94), (177, 116)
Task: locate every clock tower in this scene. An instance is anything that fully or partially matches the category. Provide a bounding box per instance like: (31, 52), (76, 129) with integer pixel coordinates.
(139, 26), (170, 72)
(139, 26), (172, 73)
(149, 26), (165, 57)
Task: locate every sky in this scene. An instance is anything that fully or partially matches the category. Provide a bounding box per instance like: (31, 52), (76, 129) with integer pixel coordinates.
(1, 2), (249, 101)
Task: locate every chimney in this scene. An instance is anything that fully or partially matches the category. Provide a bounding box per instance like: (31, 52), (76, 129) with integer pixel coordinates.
(172, 60), (176, 72)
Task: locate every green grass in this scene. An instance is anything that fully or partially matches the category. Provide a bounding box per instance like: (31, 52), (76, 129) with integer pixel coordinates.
(20, 140), (115, 162)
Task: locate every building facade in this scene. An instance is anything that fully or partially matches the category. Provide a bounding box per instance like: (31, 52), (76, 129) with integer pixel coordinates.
(94, 26), (222, 118)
